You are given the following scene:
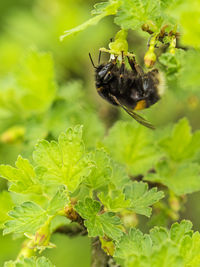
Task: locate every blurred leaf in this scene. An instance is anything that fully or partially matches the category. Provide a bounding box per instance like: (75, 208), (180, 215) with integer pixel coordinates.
(159, 118), (200, 162)
(91, 2), (111, 15)
(159, 50), (185, 76)
(0, 50), (57, 121)
(103, 121), (161, 175)
(15, 50), (56, 113)
(75, 197), (123, 240)
(178, 50), (200, 92)
(178, 0), (200, 48)
(145, 160), (200, 195)
(47, 81), (105, 148)
(0, 191), (13, 229)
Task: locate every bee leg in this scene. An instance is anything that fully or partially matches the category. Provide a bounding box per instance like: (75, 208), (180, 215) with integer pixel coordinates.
(127, 56), (144, 76)
(102, 61), (116, 82)
(98, 50), (101, 64)
(98, 62), (115, 80)
(119, 51), (125, 94)
(103, 69), (114, 82)
(97, 86), (118, 106)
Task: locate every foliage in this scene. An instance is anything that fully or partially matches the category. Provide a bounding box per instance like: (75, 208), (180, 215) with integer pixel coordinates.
(114, 220), (200, 267)
(0, 0), (200, 266)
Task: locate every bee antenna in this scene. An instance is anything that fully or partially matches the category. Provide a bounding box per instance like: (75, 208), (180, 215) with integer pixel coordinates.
(89, 53), (97, 68)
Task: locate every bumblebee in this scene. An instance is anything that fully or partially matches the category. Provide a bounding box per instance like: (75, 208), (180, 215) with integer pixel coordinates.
(89, 52), (164, 129)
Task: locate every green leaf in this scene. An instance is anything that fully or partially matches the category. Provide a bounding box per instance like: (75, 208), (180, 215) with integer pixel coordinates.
(0, 191), (13, 228)
(0, 156), (42, 194)
(60, 0), (121, 40)
(98, 189), (130, 212)
(159, 118), (200, 162)
(3, 201), (47, 235)
(180, 232), (200, 266)
(103, 121), (160, 175)
(170, 220), (193, 243)
(145, 118), (200, 196)
(124, 181), (164, 217)
(4, 256), (54, 267)
(84, 149), (111, 189)
(75, 197), (123, 241)
(47, 82), (105, 149)
(47, 186), (69, 215)
(115, 220), (197, 267)
(145, 160), (200, 195)
(178, 50), (200, 92)
(114, 228), (152, 259)
(114, 0), (167, 31)
(15, 50), (56, 113)
(149, 227), (168, 247)
(0, 50), (56, 120)
(110, 161), (130, 189)
(176, 0), (200, 48)
(91, 2), (111, 15)
(159, 50), (184, 76)
(33, 125), (93, 193)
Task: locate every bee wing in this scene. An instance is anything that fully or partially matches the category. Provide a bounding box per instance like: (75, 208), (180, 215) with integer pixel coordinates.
(121, 107), (155, 130)
(109, 94), (155, 130)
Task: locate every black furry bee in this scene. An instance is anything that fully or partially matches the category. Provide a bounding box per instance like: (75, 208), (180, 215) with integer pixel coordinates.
(89, 52), (164, 129)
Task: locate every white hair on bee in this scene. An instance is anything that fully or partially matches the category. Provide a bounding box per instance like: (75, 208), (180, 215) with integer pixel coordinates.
(117, 54), (122, 62)
(110, 54), (115, 60)
(157, 71), (166, 96)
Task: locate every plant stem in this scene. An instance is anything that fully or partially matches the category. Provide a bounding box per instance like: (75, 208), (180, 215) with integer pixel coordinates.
(91, 237), (109, 267)
(55, 223), (87, 237)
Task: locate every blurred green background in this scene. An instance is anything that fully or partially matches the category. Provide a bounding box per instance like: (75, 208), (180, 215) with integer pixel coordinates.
(0, 0), (200, 266)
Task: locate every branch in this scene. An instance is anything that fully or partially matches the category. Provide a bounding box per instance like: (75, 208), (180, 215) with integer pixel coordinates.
(91, 237), (109, 267)
(54, 223), (87, 237)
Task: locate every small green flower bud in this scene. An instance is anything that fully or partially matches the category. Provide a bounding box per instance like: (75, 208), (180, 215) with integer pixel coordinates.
(1, 126), (25, 144)
(144, 49), (157, 68)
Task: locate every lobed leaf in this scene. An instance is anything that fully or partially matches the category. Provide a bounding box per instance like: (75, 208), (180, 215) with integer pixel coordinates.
(3, 202), (47, 235)
(75, 197), (123, 241)
(145, 160), (200, 196)
(103, 121), (161, 175)
(46, 185), (69, 215)
(114, 220), (198, 267)
(4, 256), (54, 267)
(159, 118), (200, 162)
(0, 156), (42, 194)
(33, 125), (93, 193)
(124, 181), (164, 217)
(60, 0), (121, 40)
(98, 189), (130, 212)
(83, 149), (111, 190)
